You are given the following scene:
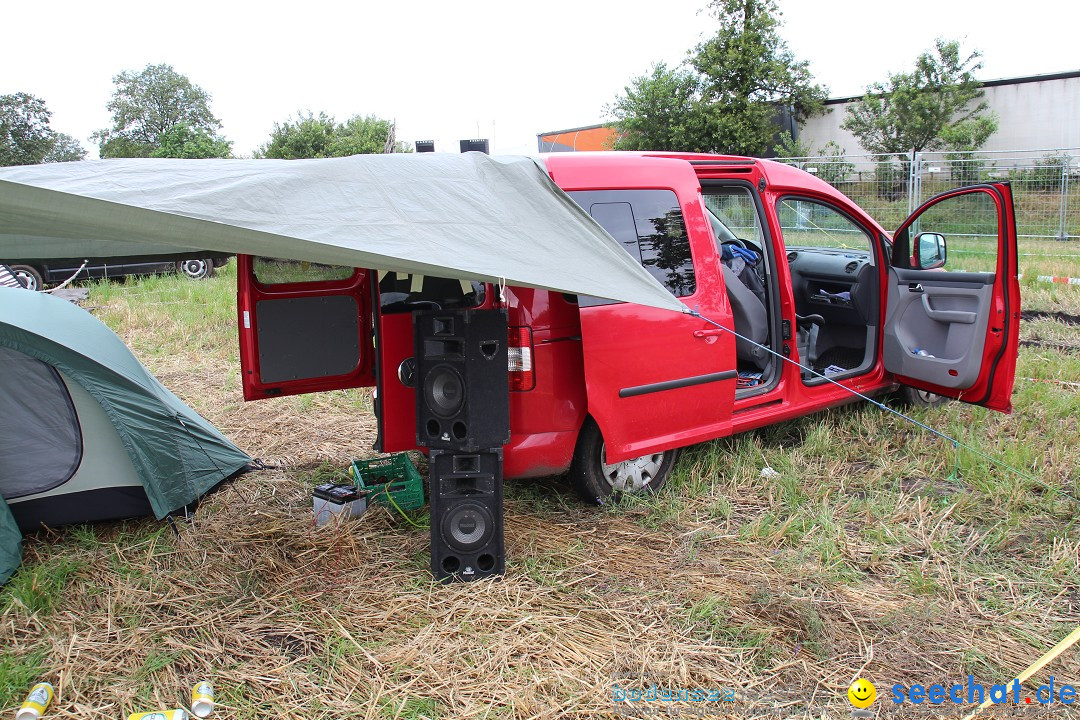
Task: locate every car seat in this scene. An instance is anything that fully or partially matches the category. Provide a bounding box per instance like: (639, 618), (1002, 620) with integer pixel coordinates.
(721, 263), (769, 369)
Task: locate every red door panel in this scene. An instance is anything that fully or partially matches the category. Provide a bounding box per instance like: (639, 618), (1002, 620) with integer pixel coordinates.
(579, 304), (737, 461)
(237, 255), (375, 400)
(374, 310), (418, 453)
(552, 155), (738, 462)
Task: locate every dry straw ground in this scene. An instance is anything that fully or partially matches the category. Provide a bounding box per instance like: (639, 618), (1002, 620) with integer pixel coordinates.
(2, 265), (1079, 719)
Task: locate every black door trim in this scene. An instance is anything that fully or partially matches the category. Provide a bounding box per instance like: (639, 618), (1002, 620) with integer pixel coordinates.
(619, 370), (738, 398)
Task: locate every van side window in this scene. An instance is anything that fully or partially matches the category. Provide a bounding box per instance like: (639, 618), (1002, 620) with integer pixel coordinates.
(568, 189), (695, 298)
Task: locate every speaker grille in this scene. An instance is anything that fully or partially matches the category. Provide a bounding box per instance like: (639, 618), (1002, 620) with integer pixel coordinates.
(441, 502), (493, 551)
(424, 365), (465, 418)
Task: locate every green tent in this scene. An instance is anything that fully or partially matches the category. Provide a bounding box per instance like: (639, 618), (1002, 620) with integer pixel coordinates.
(0, 286), (250, 584)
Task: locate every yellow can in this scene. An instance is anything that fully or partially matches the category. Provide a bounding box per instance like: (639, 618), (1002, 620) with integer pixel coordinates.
(190, 681), (213, 718)
(16, 682), (53, 720)
(127, 710), (189, 720)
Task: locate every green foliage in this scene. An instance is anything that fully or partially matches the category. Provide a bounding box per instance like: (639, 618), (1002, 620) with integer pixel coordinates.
(874, 159), (907, 200)
(93, 63), (228, 158)
(0, 93), (86, 166)
(150, 122), (231, 159)
(255, 111), (409, 159)
(43, 133), (87, 163)
(609, 0), (826, 155)
(939, 115), (999, 186)
(842, 38), (997, 159)
(773, 133), (854, 187)
(1012, 153), (1070, 192)
(772, 130), (813, 159)
(607, 63), (712, 152)
(0, 648), (46, 711)
(2, 557), (81, 616)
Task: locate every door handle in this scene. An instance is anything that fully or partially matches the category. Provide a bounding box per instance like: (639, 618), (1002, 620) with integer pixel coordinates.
(921, 293), (976, 324)
(908, 283), (924, 293)
(693, 328), (724, 345)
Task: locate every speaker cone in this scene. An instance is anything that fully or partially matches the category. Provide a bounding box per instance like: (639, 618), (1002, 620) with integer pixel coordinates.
(441, 502), (493, 552)
(424, 365), (465, 418)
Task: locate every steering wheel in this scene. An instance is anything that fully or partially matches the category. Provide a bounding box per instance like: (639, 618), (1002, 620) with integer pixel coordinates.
(721, 238), (747, 250)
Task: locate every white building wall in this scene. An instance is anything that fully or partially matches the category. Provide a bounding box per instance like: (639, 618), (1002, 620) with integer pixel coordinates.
(799, 73), (1080, 156)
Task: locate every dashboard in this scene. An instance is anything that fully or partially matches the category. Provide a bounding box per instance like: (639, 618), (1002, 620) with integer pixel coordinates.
(786, 247), (878, 326)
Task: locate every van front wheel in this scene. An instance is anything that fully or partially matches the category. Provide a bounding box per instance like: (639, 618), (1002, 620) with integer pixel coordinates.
(569, 420), (679, 504)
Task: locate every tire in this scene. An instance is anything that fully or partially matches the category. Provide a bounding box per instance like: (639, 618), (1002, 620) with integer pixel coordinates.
(899, 385), (949, 409)
(569, 419), (680, 504)
(176, 258), (215, 280)
(9, 264), (44, 291)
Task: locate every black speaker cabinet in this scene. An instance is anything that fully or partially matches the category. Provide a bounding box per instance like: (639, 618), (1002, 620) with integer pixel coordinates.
(414, 308), (510, 452)
(429, 449), (504, 582)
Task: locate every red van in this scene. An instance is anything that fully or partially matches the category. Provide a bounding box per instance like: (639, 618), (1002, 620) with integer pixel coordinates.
(236, 152), (1020, 502)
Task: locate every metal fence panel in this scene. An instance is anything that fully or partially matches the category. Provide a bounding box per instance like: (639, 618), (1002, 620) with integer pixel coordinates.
(778, 148), (1080, 278)
(915, 150), (1078, 241)
(779, 149), (1079, 241)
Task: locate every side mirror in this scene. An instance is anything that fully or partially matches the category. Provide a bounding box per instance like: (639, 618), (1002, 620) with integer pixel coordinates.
(914, 232), (947, 270)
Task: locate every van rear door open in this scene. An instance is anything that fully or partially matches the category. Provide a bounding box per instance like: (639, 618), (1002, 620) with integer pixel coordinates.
(236, 255), (375, 400)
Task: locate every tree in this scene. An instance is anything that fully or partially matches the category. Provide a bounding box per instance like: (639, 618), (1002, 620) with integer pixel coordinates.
(44, 133), (88, 163)
(151, 123), (232, 159)
(841, 39), (998, 160)
(255, 111), (408, 159)
(0, 93), (87, 166)
(332, 114), (409, 156)
(608, 0), (827, 155)
(606, 63), (713, 152)
(92, 64), (229, 158)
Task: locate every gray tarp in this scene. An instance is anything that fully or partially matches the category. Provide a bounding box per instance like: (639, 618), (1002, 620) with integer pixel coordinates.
(0, 153), (684, 312)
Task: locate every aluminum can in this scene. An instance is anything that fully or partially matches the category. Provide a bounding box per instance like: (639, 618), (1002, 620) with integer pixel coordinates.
(190, 681), (214, 718)
(16, 682), (53, 720)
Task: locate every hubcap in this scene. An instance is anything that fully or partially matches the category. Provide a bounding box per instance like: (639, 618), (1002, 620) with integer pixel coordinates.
(13, 270), (38, 291)
(600, 445), (665, 493)
(180, 259), (209, 278)
(916, 389), (941, 404)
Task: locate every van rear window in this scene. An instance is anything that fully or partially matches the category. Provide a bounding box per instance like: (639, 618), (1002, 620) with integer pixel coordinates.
(253, 257), (357, 285)
(568, 189), (694, 298)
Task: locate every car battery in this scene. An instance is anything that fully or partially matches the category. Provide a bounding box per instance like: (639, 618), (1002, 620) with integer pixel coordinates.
(312, 483), (368, 526)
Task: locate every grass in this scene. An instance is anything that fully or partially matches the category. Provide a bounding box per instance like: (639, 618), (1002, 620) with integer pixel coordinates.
(1, 266), (1078, 718)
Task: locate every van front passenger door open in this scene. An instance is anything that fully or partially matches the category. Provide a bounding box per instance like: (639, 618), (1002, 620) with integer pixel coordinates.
(883, 183), (1021, 412)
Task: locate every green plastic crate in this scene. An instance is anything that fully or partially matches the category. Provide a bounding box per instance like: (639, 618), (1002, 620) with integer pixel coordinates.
(350, 453), (425, 511)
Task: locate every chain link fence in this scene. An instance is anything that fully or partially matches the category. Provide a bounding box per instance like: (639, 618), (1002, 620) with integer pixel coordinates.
(779, 149), (1080, 278)
(779, 149), (1079, 240)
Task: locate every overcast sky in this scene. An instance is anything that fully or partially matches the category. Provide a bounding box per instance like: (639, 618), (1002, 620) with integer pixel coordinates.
(3, 0), (1078, 158)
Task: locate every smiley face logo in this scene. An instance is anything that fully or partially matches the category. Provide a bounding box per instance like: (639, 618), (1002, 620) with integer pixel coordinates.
(848, 678), (876, 708)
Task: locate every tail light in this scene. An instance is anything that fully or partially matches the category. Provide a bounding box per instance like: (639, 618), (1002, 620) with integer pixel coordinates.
(508, 326), (534, 391)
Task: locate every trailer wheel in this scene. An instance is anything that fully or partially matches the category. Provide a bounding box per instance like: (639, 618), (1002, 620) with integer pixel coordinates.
(569, 419), (679, 504)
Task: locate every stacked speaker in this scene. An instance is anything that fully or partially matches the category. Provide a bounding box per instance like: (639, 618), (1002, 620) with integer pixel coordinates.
(414, 309), (509, 582)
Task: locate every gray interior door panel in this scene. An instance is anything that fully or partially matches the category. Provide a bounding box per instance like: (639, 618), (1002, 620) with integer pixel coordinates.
(883, 268), (994, 388)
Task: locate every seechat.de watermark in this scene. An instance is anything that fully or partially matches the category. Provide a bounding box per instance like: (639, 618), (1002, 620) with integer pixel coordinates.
(890, 676), (1076, 707)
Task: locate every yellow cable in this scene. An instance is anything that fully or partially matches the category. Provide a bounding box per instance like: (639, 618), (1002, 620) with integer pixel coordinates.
(961, 625), (1080, 720)
(384, 490), (425, 528)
